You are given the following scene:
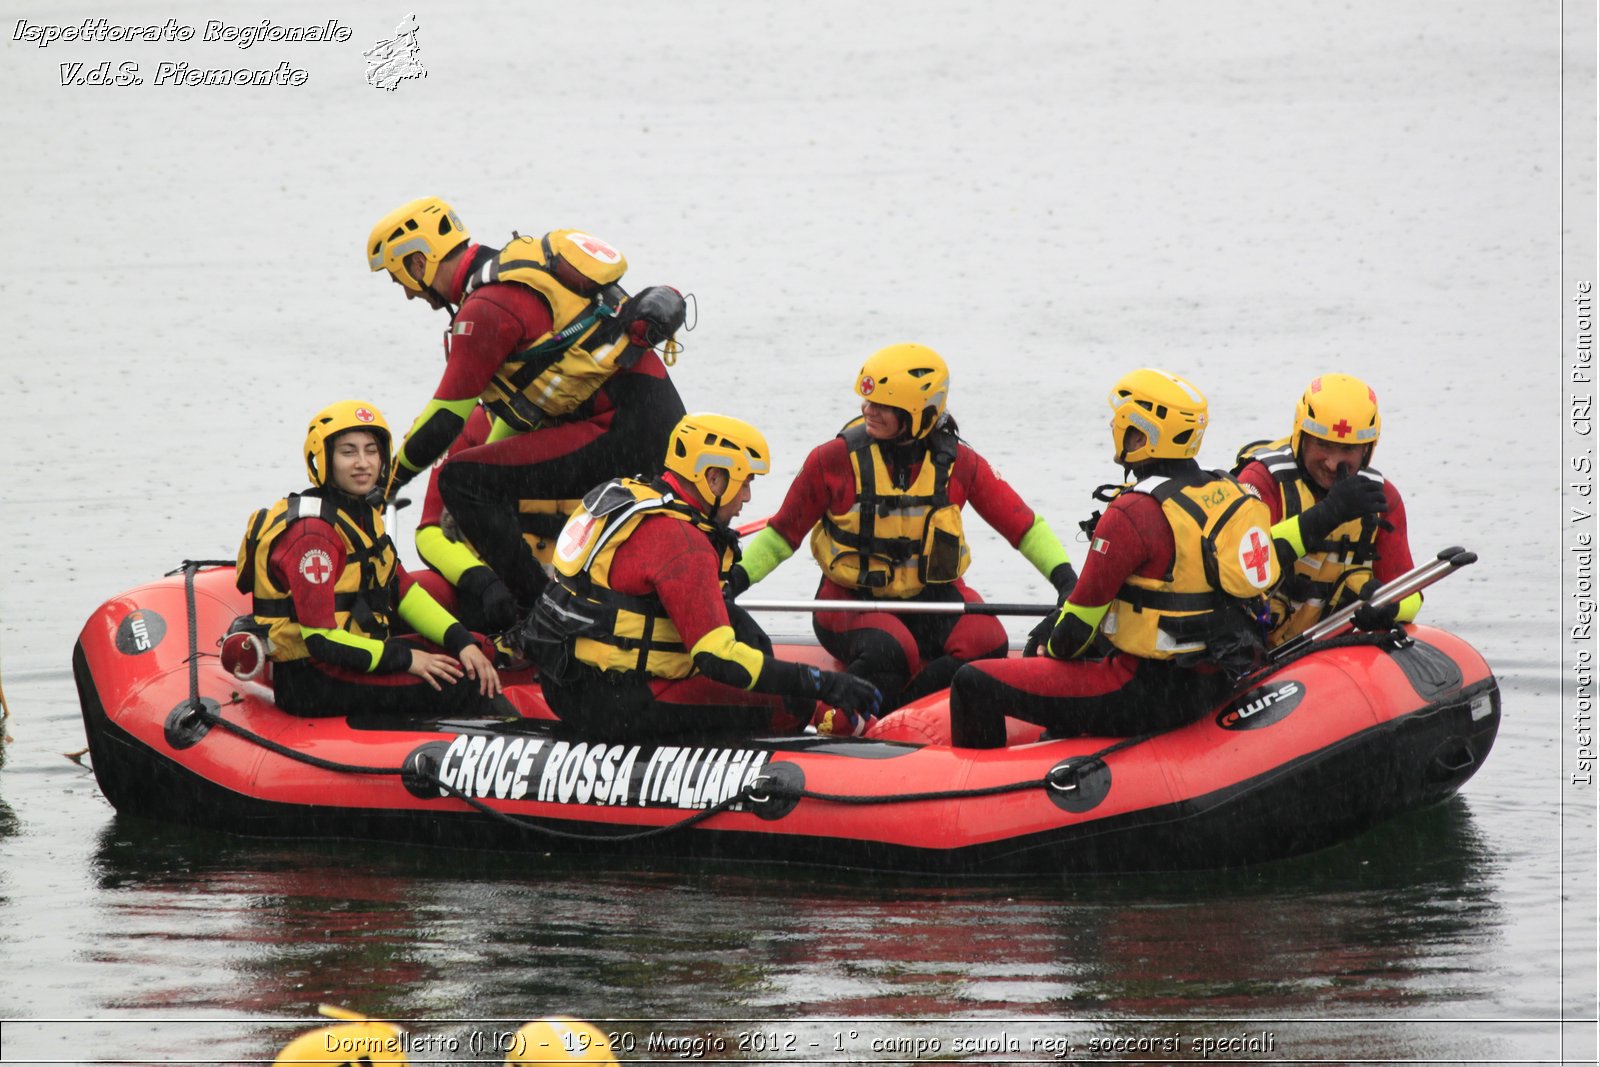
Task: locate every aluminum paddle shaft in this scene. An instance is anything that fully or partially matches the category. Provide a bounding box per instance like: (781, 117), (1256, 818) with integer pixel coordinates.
(1271, 545), (1476, 661)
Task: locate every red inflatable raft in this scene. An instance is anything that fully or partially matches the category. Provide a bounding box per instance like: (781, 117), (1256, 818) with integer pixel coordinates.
(73, 565), (1499, 876)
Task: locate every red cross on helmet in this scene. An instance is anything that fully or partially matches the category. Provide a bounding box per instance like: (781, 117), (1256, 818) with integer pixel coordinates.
(853, 343), (950, 439)
(1292, 373), (1381, 466)
(304, 400), (393, 490)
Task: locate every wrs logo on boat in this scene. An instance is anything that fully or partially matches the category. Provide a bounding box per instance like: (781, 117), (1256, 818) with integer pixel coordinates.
(1217, 679), (1306, 730)
(114, 609), (166, 655)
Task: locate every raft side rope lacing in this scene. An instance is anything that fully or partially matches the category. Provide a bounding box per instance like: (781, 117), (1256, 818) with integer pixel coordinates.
(166, 561), (1075, 843)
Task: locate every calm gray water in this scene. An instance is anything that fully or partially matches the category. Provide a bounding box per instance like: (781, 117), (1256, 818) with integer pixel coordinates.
(2, 0), (1593, 1063)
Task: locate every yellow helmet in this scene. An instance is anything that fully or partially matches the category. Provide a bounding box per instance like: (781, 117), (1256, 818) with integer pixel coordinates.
(505, 1017), (619, 1065)
(1292, 373), (1381, 464)
(1106, 368), (1208, 465)
(663, 412), (771, 506)
(368, 197), (469, 291)
(304, 400), (391, 488)
(853, 343), (950, 439)
(274, 1007), (406, 1065)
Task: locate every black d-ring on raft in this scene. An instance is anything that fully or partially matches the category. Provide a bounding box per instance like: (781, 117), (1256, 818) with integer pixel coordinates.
(1046, 757), (1111, 813)
(164, 698), (217, 750)
(746, 761), (804, 820)
(401, 742), (453, 799)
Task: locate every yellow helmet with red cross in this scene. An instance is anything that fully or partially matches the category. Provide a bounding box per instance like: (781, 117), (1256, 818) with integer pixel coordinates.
(1291, 373), (1381, 465)
(853, 343), (950, 439)
(367, 197), (469, 291)
(304, 400), (391, 489)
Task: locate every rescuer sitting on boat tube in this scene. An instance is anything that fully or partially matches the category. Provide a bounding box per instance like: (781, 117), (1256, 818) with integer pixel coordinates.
(947, 369), (1280, 748)
(725, 344), (1079, 710)
(233, 400), (508, 717)
(1233, 373), (1416, 644)
(525, 413), (882, 741)
(366, 197), (687, 614)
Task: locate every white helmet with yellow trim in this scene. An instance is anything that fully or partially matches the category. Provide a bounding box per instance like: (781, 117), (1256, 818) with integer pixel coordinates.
(1106, 368), (1208, 465)
(367, 196), (469, 291)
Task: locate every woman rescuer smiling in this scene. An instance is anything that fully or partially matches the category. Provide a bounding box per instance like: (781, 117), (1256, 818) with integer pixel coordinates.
(230, 400), (512, 718)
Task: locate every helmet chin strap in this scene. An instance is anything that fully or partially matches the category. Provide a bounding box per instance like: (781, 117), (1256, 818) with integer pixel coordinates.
(433, 280), (459, 318)
(704, 472), (743, 529)
(402, 256), (458, 317)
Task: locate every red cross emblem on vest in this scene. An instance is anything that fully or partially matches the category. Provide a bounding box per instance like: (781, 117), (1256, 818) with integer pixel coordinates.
(298, 548), (335, 585)
(1241, 528), (1272, 587)
(570, 233), (620, 263)
(558, 514), (597, 561)
(1330, 418), (1353, 438)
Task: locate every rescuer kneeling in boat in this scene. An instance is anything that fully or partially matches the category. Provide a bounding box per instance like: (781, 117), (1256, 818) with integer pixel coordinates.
(527, 413), (882, 741)
(948, 370), (1280, 748)
(1233, 373), (1416, 644)
(726, 344), (1078, 710)
(234, 400), (509, 717)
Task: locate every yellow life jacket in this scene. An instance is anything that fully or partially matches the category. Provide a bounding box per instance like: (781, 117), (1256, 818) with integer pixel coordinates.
(1245, 443), (1385, 644)
(234, 491), (399, 662)
(461, 231), (633, 432)
(1099, 467), (1277, 664)
(537, 478), (736, 679)
(809, 423), (968, 598)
